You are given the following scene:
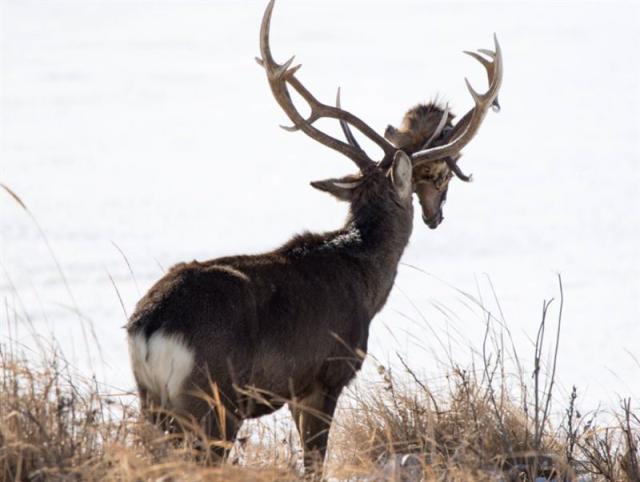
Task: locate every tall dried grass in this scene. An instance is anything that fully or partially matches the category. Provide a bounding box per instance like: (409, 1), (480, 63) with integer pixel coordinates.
(328, 278), (639, 481)
(0, 345), (304, 481)
(2, 328), (638, 481)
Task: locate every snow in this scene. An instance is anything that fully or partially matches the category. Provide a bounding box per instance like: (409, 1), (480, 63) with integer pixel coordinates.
(1, 0), (639, 409)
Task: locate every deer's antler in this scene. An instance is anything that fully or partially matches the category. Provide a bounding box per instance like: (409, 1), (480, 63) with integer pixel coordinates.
(256, 0), (396, 171)
(411, 35), (503, 170)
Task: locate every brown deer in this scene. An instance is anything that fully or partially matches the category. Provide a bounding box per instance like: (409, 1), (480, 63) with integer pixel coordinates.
(127, 0), (502, 475)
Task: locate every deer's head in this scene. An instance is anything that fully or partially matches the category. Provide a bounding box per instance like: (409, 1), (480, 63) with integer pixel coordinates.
(257, 0), (502, 229)
(384, 103), (455, 228)
(309, 151), (414, 220)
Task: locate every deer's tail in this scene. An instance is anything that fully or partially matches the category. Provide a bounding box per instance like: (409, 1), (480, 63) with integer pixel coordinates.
(128, 330), (195, 411)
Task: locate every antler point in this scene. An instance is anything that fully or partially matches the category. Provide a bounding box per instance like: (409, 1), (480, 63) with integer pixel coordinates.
(279, 124), (299, 132)
(282, 55), (295, 69)
(478, 48), (496, 59)
(287, 63), (302, 77)
(464, 78), (481, 102)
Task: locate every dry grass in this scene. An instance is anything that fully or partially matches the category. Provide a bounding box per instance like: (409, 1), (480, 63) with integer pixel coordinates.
(329, 280), (639, 482)
(0, 347), (301, 481)
(1, 337), (638, 481)
(333, 366), (564, 479)
(332, 366), (601, 481)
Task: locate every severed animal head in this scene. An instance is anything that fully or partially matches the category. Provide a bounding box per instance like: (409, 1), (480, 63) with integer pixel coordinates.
(385, 103), (457, 228)
(257, 0), (502, 230)
(338, 38), (502, 229)
(348, 41), (502, 229)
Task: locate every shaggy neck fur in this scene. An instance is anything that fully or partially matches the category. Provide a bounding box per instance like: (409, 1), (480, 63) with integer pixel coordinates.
(282, 171), (413, 266)
(277, 171), (414, 319)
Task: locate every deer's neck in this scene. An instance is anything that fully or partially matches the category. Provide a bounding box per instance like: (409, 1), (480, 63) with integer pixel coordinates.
(346, 202), (412, 264)
(278, 197), (412, 317)
(342, 199), (413, 313)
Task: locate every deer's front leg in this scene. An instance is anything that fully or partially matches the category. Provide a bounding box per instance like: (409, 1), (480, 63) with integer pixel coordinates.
(289, 383), (343, 478)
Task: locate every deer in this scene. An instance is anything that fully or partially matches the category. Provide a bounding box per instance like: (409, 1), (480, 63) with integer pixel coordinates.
(126, 0), (502, 475)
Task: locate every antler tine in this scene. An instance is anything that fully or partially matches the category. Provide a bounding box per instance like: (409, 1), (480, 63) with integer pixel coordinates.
(336, 88), (364, 153)
(411, 34), (503, 168)
(257, 0), (396, 171)
(420, 105), (450, 150)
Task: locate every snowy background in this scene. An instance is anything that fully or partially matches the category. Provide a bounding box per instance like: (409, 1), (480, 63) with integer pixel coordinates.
(1, 0), (639, 410)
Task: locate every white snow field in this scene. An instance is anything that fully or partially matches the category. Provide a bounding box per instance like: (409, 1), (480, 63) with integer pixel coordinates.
(1, 0), (639, 410)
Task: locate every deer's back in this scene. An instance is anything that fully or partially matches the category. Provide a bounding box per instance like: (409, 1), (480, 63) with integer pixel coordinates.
(127, 251), (372, 397)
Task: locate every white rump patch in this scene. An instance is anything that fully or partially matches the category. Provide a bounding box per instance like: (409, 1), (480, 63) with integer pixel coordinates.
(128, 331), (195, 408)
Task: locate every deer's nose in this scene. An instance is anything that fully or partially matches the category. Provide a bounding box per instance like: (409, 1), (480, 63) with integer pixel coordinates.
(423, 213), (443, 229)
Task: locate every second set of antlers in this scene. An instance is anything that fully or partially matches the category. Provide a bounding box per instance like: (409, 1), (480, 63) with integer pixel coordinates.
(255, 0), (503, 180)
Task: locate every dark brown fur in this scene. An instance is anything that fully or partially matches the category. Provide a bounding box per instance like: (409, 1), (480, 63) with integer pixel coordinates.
(385, 102), (454, 154)
(127, 162), (413, 472)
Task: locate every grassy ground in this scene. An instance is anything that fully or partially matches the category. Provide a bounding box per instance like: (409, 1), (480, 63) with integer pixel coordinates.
(1, 317), (638, 481)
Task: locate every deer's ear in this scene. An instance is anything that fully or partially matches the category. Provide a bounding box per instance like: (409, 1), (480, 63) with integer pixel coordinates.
(385, 125), (411, 149)
(310, 178), (360, 202)
(390, 151), (413, 201)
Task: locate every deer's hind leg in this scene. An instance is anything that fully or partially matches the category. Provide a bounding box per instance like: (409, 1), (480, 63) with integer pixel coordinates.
(137, 385), (170, 429)
(178, 371), (244, 464)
